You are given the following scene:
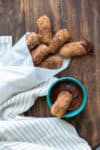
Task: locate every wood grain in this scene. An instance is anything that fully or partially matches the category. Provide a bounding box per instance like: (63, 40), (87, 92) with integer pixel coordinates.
(0, 0), (100, 148)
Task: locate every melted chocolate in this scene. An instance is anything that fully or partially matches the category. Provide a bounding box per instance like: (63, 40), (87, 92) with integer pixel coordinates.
(80, 40), (93, 53)
(51, 81), (82, 111)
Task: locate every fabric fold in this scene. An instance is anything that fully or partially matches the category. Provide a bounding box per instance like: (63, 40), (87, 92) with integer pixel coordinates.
(0, 118), (91, 150)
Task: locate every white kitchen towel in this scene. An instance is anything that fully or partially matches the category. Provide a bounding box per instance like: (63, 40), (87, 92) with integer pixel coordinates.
(0, 34), (91, 150)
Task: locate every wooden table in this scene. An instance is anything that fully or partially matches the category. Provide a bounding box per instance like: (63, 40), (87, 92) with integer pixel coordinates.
(0, 0), (100, 148)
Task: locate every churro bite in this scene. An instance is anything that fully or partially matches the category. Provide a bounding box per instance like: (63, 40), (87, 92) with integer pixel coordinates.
(50, 81), (83, 117)
(51, 91), (73, 117)
(39, 55), (63, 69)
(49, 29), (71, 53)
(59, 40), (93, 58)
(31, 44), (50, 65)
(26, 32), (41, 51)
(37, 15), (52, 45)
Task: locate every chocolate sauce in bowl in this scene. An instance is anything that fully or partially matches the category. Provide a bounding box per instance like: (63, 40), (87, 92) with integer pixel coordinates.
(51, 81), (82, 111)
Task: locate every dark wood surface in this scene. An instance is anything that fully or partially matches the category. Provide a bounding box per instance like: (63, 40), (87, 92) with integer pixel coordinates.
(0, 0), (100, 148)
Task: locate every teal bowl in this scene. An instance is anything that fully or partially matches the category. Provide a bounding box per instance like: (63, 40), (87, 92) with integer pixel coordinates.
(47, 77), (88, 118)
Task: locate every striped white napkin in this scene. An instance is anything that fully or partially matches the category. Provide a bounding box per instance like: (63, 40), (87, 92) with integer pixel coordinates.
(0, 35), (91, 150)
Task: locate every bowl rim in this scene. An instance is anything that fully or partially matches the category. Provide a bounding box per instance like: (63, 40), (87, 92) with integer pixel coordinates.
(47, 77), (88, 118)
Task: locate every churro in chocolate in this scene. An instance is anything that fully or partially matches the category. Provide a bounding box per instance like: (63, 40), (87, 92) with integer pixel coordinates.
(59, 40), (93, 58)
(51, 91), (73, 117)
